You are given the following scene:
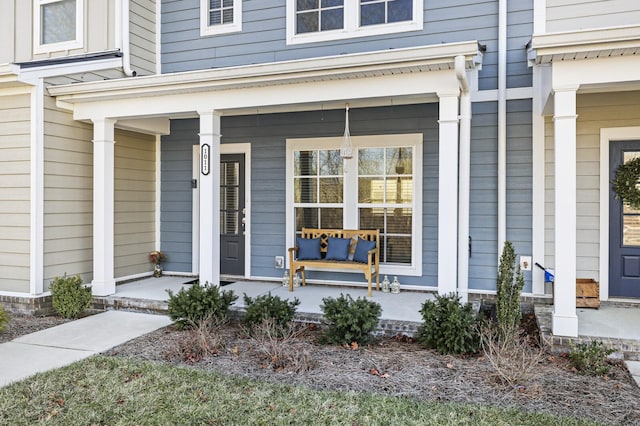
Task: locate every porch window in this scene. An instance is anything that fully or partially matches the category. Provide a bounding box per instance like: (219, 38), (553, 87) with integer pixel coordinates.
(34, 0), (83, 53)
(201, 0), (242, 36)
(358, 147), (413, 264)
(286, 0), (423, 45)
(287, 134), (422, 275)
(294, 149), (344, 232)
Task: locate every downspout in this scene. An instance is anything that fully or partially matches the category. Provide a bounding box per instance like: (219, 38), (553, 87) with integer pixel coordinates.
(497, 0), (507, 256)
(116, 0), (136, 77)
(456, 55), (471, 303)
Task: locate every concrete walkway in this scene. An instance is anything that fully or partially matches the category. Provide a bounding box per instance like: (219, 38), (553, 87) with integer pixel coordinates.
(0, 310), (172, 388)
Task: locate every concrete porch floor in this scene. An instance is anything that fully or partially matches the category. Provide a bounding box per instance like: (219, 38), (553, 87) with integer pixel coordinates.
(96, 276), (436, 335)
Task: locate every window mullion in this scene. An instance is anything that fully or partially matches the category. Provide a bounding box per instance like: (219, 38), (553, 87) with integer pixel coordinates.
(344, 0), (357, 32)
(343, 157), (358, 229)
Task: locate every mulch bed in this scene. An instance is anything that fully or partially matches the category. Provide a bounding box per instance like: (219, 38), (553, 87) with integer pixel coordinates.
(3, 313), (640, 424)
(0, 314), (69, 344)
(103, 321), (640, 425)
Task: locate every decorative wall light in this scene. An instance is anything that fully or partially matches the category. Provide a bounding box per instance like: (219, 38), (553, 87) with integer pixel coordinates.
(340, 103), (353, 159)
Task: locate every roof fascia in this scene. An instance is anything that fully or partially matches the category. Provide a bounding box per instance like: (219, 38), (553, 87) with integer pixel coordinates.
(49, 41), (482, 102)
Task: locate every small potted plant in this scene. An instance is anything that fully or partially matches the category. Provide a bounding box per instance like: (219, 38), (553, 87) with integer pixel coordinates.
(149, 250), (167, 277)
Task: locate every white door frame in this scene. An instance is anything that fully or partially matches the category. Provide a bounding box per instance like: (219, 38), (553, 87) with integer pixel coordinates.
(192, 143), (251, 278)
(599, 127), (640, 301)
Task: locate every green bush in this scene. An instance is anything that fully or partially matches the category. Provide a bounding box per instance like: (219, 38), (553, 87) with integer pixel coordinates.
(0, 304), (8, 333)
(243, 293), (300, 332)
(50, 274), (92, 319)
(417, 293), (480, 355)
(167, 281), (238, 329)
(320, 294), (382, 346)
(496, 241), (525, 339)
(569, 341), (616, 376)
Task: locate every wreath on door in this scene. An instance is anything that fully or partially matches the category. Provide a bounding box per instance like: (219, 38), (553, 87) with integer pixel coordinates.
(612, 157), (640, 209)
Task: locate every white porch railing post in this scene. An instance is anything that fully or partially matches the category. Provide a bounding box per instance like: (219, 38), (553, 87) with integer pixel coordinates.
(91, 118), (117, 296)
(552, 85), (579, 337)
(437, 91), (460, 296)
(198, 111), (221, 286)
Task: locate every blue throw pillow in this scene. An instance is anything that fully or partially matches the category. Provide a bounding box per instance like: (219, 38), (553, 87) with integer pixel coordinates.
(353, 239), (376, 263)
(326, 237), (351, 261)
(296, 237), (321, 260)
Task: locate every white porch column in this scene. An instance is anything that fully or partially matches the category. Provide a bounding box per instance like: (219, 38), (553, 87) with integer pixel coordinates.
(91, 118), (116, 296)
(552, 86), (579, 337)
(198, 111), (221, 286)
(438, 91), (460, 295)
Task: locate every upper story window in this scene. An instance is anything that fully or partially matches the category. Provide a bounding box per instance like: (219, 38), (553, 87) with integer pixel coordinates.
(296, 0), (344, 34)
(34, 0), (83, 54)
(286, 0), (423, 45)
(360, 0), (413, 26)
(201, 0), (242, 36)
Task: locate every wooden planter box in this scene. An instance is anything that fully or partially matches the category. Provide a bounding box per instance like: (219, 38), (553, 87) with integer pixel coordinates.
(576, 279), (599, 309)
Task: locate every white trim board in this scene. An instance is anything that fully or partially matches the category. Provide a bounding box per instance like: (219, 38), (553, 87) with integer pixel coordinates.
(192, 143), (252, 278)
(285, 134), (423, 277)
(599, 127), (640, 301)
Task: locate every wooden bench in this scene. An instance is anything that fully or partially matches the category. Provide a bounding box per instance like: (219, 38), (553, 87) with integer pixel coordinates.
(287, 228), (380, 297)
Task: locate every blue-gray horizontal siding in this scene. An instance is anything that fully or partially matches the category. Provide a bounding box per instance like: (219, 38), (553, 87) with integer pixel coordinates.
(468, 99), (532, 292)
(469, 101), (498, 290)
(506, 99), (533, 292)
(161, 104), (440, 285)
(162, 101), (531, 292)
(160, 120), (195, 273)
(161, 0), (532, 90)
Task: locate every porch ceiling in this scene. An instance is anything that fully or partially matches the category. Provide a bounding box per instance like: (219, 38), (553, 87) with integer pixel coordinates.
(47, 41), (483, 122)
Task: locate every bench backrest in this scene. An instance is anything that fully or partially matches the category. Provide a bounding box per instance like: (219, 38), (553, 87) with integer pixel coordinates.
(300, 228), (379, 257)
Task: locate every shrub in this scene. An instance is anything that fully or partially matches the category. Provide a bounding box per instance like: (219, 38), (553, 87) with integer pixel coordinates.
(496, 241), (525, 339)
(320, 293), (382, 346)
(168, 314), (227, 364)
(167, 281), (237, 329)
(417, 293), (480, 355)
(569, 340), (616, 376)
(246, 318), (314, 372)
(50, 274), (92, 319)
(480, 325), (545, 389)
(0, 304), (8, 333)
(242, 293), (300, 332)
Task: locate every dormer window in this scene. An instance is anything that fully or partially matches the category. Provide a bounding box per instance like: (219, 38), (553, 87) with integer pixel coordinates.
(34, 0), (83, 54)
(286, 0), (423, 45)
(201, 0), (242, 36)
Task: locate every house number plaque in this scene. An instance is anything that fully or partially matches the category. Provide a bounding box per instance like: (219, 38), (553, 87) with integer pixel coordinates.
(201, 144), (210, 175)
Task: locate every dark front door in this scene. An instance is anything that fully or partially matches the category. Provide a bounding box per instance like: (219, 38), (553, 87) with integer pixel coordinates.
(220, 154), (245, 276)
(610, 141), (640, 298)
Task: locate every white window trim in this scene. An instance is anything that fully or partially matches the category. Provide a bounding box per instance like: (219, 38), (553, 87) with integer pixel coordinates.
(286, 134), (423, 277)
(33, 0), (84, 54)
(200, 0), (242, 37)
(286, 0), (423, 45)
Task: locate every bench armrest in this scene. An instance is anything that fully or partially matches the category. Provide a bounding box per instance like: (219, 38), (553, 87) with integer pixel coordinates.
(367, 248), (378, 265)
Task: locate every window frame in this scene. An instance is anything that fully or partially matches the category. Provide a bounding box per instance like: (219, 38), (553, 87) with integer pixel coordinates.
(286, 134), (423, 276)
(33, 0), (84, 54)
(286, 0), (423, 45)
(200, 0), (243, 37)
